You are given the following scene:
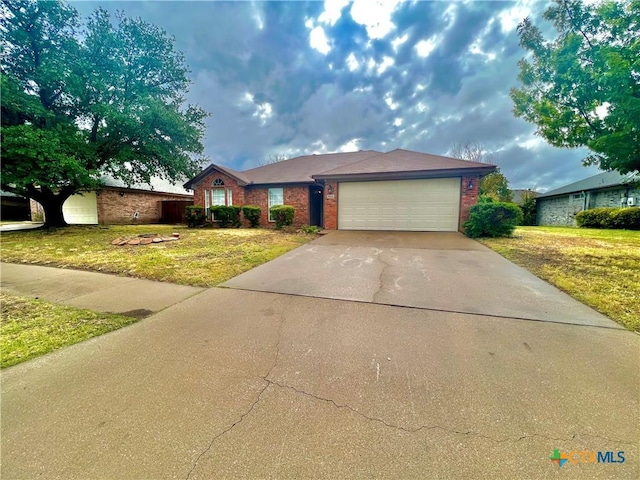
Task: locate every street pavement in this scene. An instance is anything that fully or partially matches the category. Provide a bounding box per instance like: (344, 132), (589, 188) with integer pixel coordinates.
(1, 232), (638, 479)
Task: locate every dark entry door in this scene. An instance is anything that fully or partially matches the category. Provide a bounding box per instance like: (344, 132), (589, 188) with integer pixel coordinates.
(309, 185), (323, 227)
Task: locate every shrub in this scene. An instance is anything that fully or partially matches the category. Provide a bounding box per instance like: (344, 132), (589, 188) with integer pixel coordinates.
(185, 206), (206, 228)
(210, 205), (241, 228)
(576, 207), (640, 230)
(519, 195), (537, 226)
(242, 205), (261, 227)
(464, 202), (523, 238)
(270, 205), (295, 229)
(299, 225), (321, 234)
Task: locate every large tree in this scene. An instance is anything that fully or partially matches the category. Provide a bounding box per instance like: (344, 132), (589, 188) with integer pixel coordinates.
(1, 0), (208, 227)
(511, 0), (640, 174)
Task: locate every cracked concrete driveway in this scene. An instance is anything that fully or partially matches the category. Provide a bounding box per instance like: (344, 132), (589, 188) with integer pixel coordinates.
(222, 231), (618, 328)
(2, 233), (638, 479)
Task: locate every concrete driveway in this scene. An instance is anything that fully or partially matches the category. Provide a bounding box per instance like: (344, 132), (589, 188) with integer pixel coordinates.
(2, 232), (638, 479)
(223, 231), (618, 328)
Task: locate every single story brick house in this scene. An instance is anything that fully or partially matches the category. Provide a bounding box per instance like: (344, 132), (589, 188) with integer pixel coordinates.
(537, 171), (640, 226)
(184, 149), (496, 231)
(30, 176), (193, 225)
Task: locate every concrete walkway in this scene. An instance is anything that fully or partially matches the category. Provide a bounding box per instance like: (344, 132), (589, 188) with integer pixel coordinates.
(1, 263), (203, 317)
(0, 221), (44, 232)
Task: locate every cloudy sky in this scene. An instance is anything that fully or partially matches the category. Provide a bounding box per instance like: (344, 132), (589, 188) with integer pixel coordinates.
(74, 0), (602, 192)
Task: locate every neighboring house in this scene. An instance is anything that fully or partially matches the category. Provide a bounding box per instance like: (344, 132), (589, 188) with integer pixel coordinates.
(511, 189), (538, 204)
(536, 171), (640, 226)
(1, 190), (31, 221)
(184, 149), (496, 232)
(30, 176), (193, 225)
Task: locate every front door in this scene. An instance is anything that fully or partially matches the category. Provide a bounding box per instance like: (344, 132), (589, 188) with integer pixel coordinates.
(309, 185), (323, 227)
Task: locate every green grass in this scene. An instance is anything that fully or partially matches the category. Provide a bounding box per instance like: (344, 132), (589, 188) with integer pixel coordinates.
(0, 225), (312, 287)
(0, 293), (139, 368)
(478, 226), (640, 332)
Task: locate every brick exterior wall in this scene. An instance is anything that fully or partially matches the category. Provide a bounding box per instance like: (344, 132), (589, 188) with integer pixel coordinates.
(30, 189), (193, 224)
(323, 180), (338, 230)
(245, 186), (310, 227)
(538, 185), (640, 226)
(97, 188), (192, 224)
(192, 170), (246, 211)
(459, 175), (481, 231)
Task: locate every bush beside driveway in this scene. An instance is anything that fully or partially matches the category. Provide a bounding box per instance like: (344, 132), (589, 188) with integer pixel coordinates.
(0, 225), (313, 287)
(479, 227), (640, 332)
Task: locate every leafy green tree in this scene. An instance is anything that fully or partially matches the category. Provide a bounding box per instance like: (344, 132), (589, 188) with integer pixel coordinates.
(480, 170), (513, 203)
(1, 0), (208, 228)
(511, 0), (640, 174)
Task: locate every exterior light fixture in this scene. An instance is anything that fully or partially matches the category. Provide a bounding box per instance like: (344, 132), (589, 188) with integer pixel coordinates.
(467, 179), (474, 189)
(327, 185), (334, 194)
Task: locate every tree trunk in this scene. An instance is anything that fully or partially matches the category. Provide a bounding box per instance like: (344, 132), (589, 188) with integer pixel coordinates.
(27, 185), (74, 229)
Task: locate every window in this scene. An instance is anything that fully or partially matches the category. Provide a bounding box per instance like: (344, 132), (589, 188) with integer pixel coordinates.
(268, 188), (284, 222)
(227, 188), (233, 206)
(212, 178), (224, 186)
(572, 193), (585, 200)
(212, 189), (226, 206)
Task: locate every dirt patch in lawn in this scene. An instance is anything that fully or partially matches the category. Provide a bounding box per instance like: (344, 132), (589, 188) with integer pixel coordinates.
(0, 225), (313, 287)
(479, 227), (640, 332)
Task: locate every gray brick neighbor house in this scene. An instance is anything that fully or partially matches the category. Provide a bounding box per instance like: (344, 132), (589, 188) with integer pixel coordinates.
(536, 171), (640, 226)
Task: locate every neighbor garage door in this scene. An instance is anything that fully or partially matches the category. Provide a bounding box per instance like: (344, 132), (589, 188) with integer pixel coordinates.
(63, 191), (98, 224)
(338, 178), (460, 231)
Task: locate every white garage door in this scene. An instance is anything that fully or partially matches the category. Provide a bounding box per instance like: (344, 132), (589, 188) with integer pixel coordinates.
(338, 178), (461, 231)
(63, 191), (98, 224)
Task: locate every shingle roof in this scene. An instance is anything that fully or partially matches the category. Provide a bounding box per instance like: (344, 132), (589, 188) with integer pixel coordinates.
(537, 171), (640, 198)
(186, 149), (495, 188)
(241, 150), (383, 184)
(313, 148), (494, 178)
(101, 175), (192, 195)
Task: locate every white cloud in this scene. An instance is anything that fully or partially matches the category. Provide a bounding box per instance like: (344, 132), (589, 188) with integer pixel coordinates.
(384, 92), (399, 110)
(391, 33), (408, 52)
(346, 52), (360, 72)
(350, 0), (402, 40)
(377, 56), (394, 75)
(393, 118), (403, 127)
(318, 0), (350, 26)
(415, 36), (438, 58)
(338, 138), (361, 152)
(469, 43), (496, 61)
(309, 26), (331, 55)
(498, 3), (531, 33)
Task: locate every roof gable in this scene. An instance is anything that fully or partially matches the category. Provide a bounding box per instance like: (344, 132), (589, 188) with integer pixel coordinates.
(183, 164), (250, 189)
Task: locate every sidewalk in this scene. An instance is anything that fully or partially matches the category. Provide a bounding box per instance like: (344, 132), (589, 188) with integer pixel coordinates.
(0, 262), (204, 317)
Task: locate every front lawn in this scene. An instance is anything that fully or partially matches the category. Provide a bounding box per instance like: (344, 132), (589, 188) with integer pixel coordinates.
(478, 227), (640, 332)
(0, 293), (138, 368)
(0, 225), (312, 287)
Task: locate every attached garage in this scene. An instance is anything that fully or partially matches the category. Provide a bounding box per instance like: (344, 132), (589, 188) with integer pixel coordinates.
(338, 178), (461, 231)
(63, 192), (98, 224)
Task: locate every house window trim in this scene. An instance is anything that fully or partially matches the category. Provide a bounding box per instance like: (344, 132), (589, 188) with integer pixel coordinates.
(268, 187), (284, 222)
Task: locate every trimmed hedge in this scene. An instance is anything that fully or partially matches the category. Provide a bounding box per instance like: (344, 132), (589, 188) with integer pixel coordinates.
(210, 205), (241, 228)
(575, 207), (640, 230)
(464, 201), (523, 238)
(242, 205), (261, 227)
(185, 206), (206, 228)
(270, 205), (295, 229)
